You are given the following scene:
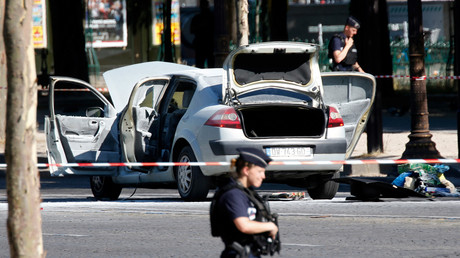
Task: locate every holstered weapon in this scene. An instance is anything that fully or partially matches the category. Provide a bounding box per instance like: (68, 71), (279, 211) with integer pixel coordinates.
(228, 242), (250, 258)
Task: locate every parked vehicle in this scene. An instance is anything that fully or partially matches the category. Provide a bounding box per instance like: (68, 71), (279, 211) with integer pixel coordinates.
(45, 42), (375, 201)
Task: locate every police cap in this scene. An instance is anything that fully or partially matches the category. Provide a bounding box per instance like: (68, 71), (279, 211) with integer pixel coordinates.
(237, 148), (272, 168)
(346, 16), (360, 29)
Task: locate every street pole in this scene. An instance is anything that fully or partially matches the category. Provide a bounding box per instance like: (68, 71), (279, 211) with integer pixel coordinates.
(402, 0), (441, 158)
(455, 0), (460, 158)
(163, 0), (173, 62)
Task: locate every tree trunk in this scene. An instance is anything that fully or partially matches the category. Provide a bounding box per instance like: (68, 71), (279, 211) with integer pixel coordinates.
(4, 0), (44, 256)
(0, 0), (6, 143)
(49, 0), (88, 82)
(350, 0), (392, 153)
(214, 0), (234, 67)
(455, 0), (460, 158)
(238, 0), (249, 46)
(269, 0), (288, 41)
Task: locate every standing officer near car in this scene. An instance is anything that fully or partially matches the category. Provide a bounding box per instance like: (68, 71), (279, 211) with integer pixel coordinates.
(328, 16), (364, 72)
(210, 148), (280, 258)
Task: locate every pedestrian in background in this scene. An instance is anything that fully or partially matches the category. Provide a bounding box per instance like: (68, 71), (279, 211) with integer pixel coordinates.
(210, 148), (280, 258)
(328, 16), (364, 72)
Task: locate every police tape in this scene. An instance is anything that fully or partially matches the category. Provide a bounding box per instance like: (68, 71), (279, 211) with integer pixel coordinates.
(0, 87), (109, 92)
(1, 158), (460, 168)
(0, 86), (109, 92)
(1, 75), (460, 92)
(39, 88), (109, 92)
(374, 75), (460, 80)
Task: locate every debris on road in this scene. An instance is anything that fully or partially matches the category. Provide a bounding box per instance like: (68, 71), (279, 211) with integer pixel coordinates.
(267, 192), (305, 201)
(333, 163), (460, 201)
(333, 177), (425, 201)
(393, 164), (460, 197)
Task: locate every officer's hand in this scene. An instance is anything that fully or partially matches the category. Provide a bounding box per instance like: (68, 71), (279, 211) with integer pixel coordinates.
(345, 37), (354, 48)
(268, 222), (278, 239)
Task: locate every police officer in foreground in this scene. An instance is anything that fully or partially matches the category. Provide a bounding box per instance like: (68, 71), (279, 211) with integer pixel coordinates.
(328, 16), (365, 72)
(210, 148), (280, 258)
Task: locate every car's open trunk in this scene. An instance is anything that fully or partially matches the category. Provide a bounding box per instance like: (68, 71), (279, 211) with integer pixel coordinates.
(237, 105), (325, 138)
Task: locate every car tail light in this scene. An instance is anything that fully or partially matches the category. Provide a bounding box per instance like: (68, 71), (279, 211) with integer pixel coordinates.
(205, 107), (242, 129)
(327, 106), (344, 128)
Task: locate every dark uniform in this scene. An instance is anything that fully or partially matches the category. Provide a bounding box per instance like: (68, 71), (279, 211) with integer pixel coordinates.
(328, 16), (361, 71)
(210, 148), (280, 258)
(329, 32), (358, 71)
(217, 178), (260, 257)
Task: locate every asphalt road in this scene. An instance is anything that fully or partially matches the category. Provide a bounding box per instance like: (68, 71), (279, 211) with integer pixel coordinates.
(1, 175), (460, 257)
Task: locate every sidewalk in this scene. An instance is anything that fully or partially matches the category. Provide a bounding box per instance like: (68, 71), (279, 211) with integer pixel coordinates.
(346, 109), (460, 186)
(348, 130), (459, 177)
(353, 131), (458, 160)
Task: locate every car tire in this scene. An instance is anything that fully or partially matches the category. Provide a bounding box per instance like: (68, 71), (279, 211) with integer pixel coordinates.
(306, 172), (339, 200)
(175, 146), (210, 201)
(90, 176), (122, 200)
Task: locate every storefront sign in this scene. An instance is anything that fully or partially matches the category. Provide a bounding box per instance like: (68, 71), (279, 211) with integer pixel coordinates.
(152, 0), (181, 46)
(33, 0), (47, 49)
(86, 0), (128, 48)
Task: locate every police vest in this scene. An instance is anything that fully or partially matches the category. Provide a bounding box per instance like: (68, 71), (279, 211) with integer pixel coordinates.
(328, 34), (358, 67)
(210, 181), (281, 255)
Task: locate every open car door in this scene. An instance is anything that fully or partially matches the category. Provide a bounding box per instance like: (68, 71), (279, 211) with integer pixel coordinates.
(45, 76), (120, 176)
(321, 72), (376, 158)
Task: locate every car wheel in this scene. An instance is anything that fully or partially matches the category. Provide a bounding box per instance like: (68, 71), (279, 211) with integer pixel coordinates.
(175, 146), (210, 201)
(306, 172), (339, 200)
(90, 176), (122, 200)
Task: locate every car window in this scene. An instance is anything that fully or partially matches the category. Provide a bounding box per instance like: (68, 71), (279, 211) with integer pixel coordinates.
(53, 80), (106, 117)
(168, 81), (196, 111)
(138, 87), (154, 108)
(136, 79), (168, 108)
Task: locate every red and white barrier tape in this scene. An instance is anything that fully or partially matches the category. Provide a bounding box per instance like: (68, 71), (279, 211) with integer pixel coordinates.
(48, 88), (109, 92)
(1, 75), (460, 92)
(374, 75), (460, 80)
(0, 86), (108, 92)
(1, 158), (460, 168)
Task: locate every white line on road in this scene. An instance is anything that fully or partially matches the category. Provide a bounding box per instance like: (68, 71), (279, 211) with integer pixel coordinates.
(43, 233), (89, 237)
(283, 243), (322, 247)
(278, 212), (460, 220)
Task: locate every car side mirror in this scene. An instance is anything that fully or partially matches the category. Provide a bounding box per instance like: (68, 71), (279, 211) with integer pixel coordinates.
(86, 107), (104, 117)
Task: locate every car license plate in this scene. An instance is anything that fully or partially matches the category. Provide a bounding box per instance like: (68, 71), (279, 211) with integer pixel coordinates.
(265, 147), (312, 158)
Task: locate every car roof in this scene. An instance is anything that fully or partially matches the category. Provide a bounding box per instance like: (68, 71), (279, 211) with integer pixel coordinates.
(103, 61), (222, 111)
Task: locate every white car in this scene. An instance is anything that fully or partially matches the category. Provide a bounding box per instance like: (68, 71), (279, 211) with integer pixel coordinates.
(45, 42), (375, 201)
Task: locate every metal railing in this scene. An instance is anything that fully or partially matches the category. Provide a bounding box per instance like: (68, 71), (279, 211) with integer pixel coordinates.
(314, 38), (454, 91)
(308, 22), (454, 91)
